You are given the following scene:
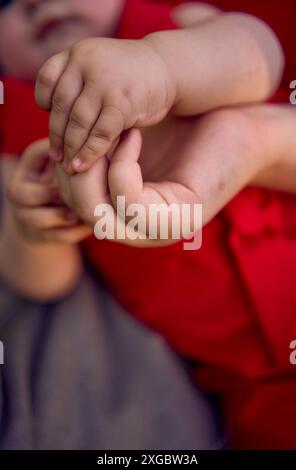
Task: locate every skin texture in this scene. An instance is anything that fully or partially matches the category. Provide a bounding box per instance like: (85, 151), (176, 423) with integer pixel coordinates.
(6, 139), (92, 244)
(0, 148), (89, 300)
(52, 105), (274, 246)
(0, 2), (286, 298)
(2, 101), (296, 299)
(35, 12), (284, 173)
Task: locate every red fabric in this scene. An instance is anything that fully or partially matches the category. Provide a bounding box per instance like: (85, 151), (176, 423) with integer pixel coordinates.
(1, 0), (296, 449)
(117, 0), (175, 38)
(0, 76), (49, 155)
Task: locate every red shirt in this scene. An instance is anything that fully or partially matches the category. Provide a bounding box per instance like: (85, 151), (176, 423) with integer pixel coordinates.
(1, 0), (296, 449)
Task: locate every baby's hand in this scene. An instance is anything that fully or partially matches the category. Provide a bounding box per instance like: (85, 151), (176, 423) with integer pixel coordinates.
(35, 38), (175, 174)
(8, 139), (92, 244)
(55, 107), (269, 247)
(55, 127), (203, 247)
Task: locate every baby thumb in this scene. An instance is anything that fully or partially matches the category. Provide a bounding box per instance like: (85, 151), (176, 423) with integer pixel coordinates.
(108, 128), (143, 209)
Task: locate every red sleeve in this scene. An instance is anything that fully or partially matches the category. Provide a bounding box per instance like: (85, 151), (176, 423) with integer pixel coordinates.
(0, 77), (49, 157)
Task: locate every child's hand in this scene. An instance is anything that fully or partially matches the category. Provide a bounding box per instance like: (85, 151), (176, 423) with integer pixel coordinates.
(7, 139), (92, 244)
(35, 38), (175, 174)
(107, 110), (268, 245)
(55, 107), (270, 247)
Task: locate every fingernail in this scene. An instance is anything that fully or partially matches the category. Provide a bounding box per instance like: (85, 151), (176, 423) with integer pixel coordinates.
(72, 158), (82, 171)
(49, 148), (63, 162)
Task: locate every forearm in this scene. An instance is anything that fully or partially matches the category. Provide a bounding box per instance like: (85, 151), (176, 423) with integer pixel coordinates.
(200, 105), (296, 214)
(250, 104), (296, 193)
(0, 158), (83, 301)
(176, 105), (296, 228)
(175, 105), (293, 227)
(145, 12), (284, 115)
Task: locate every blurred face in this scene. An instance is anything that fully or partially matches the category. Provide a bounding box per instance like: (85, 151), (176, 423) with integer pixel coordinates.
(0, 0), (125, 79)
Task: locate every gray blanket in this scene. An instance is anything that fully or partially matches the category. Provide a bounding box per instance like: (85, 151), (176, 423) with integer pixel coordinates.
(0, 273), (222, 450)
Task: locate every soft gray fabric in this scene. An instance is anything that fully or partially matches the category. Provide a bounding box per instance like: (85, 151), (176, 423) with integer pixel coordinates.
(0, 273), (222, 450)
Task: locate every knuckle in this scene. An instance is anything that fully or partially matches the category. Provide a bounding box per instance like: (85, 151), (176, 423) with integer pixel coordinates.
(91, 131), (111, 144)
(104, 104), (125, 129)
(64, 140), (78, 155)
(52, 93), (69, 114)
(90, 125), (113, 144)
(110, 88), (134, 114)
(49, 127), (63, 141)
(83, 141), (102, 157)
(70, 39), (92, 60)
(70, 40), (85, 56)
(69, 111), (90, 130)
(50, 136), (63, 150)
(37, 66), (56, 89)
